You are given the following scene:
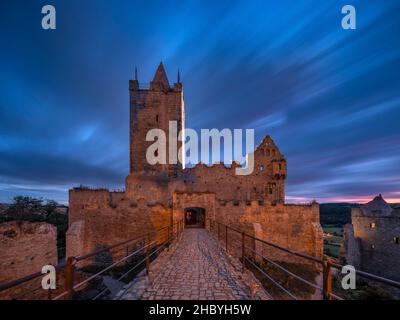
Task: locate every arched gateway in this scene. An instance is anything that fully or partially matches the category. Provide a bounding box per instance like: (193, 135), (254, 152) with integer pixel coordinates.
(184, 207), (206, 228)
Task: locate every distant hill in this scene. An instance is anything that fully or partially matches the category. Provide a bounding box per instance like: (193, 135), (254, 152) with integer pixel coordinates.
(391, 203), (400, 210)
(320, 203), (361, 226)
(320, 202), (400, 226)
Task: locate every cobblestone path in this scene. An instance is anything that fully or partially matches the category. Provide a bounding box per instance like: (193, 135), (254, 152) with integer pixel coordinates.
(118, 228), (269, 300)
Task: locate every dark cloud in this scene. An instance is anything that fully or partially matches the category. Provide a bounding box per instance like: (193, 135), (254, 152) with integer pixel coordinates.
(0, 0), (399, 203)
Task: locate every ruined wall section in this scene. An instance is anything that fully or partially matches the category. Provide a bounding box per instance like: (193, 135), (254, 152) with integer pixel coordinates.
(174, 135), (286, 204)
(0, 221), (57, 284)
(349, 208), (400, 281)
(340, 223), (361, 268)
(212, 200), (323, 262)
(67, 189), (172, 262)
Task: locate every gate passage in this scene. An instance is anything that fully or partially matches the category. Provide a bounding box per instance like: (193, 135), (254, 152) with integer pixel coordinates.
(184, 207), (205, 228)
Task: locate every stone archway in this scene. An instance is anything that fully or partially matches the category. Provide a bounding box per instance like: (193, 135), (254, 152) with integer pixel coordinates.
(172, 192), (216, 230)
(184, 207), (206, 228)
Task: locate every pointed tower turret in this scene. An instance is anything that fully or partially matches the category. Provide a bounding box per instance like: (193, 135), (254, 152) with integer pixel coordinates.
(129, 65), (139, 91)
(362, 194), (393, 216)
(150, 62), (170, 91)
(129, 62), (184, 175)
(174, 68), (183, 92)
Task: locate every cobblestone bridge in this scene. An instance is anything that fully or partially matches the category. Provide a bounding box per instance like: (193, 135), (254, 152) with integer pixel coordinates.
(117, 228), (270, 300)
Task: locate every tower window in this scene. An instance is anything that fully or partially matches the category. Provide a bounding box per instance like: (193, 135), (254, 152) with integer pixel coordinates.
(156, 115), (159, 123)
(394, 237), (399, 244)
(266, 183), (275, 195)
(370, 222), (376, 230)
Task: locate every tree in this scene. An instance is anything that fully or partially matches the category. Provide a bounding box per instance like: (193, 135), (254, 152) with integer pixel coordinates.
(5, 196), (45, 220)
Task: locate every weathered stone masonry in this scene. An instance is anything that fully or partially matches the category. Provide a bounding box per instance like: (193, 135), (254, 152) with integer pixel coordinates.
(342, 195), (400, 282)
(0, 221), (58, 299)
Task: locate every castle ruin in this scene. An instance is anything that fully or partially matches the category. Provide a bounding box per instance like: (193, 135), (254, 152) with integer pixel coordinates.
(67, 63), (323, 264)
(342, 194), (400, 282)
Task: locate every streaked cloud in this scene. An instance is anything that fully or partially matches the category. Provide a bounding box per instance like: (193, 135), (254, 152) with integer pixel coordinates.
(0, 0), (399, 203)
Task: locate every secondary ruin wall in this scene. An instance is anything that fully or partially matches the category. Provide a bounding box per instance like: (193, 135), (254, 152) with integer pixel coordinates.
(343, 207), (400, 281)
(0, 221), (58, 299)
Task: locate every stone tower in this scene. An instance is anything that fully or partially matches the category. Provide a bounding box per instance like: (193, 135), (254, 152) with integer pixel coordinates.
(342, 194), (400, 285)
(129, 62), (184, 177)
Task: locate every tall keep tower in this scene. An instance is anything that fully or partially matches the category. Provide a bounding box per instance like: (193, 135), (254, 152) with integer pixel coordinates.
(129, 63), (184, 177)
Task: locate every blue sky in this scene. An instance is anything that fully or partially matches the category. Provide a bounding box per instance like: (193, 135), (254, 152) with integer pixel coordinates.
(0, 0), (399, 204)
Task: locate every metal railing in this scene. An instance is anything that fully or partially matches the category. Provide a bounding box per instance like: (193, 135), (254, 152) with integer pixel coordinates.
(0, 219), (185, 300)
(207, 219), (400, 300)
(3, 218), (399, 300)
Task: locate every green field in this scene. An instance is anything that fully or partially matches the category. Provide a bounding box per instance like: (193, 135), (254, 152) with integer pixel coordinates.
(322, 225), (343, 258)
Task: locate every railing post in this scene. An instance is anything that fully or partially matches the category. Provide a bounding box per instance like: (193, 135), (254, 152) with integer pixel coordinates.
(241, 232), (245, 272)
(322, 257), (332, 300)
(225, 225), (228, 252)
(65, 257), (75, 300)
(167, 225), (171, 250)
(145, 238), (150, 277)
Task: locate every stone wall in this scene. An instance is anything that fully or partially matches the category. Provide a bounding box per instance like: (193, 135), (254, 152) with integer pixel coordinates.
(0, 221), (58, 299)
(0, 221), (58, 283)
(171, 192), (323, 264)
(341, 223), (361, 268)
(217, 201), (323, 263)
(67, 188), (172, 265)
(346, 208), (400, 281)
(67, 188), (323, 269)
(172, 192), (216, 228)
(177, 136), (286, 204)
